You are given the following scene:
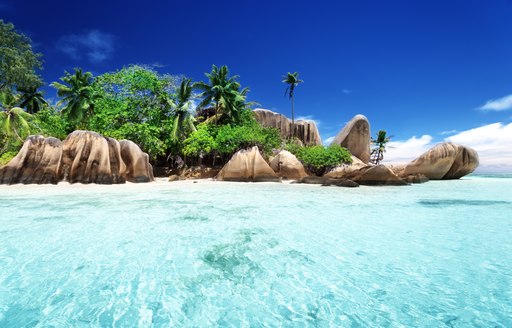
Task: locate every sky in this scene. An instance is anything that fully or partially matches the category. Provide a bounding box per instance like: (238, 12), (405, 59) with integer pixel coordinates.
(2, 0), (512, 172)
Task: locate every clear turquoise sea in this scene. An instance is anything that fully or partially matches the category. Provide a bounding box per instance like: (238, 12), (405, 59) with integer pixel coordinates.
(1, 176), (511, 327)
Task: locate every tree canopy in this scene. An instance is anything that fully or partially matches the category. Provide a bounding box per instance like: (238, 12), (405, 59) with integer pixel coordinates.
(0, 20), (43, 92)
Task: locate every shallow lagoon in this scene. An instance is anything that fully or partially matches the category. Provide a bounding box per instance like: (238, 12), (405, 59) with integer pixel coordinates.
(0, 176), (511, 327)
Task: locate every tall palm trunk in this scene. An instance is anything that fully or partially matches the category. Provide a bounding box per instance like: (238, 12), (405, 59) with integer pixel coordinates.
(291, 95), (295, 140)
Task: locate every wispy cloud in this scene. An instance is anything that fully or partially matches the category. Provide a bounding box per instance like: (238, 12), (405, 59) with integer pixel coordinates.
(439, 129), (458, 135)
(479, 94), (512, 111)
(342, 89), (352, 94)
(383, 135), (434, 164)
(445, 122), (512, 171)
(323, 136), (335, 145)
(57, 30), (115, 64)
(382, 123), (512, 173)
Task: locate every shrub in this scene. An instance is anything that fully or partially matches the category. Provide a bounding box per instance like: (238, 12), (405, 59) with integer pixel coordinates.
(183, 123), (216, 157)
(288, 144), (352, 176)
(0, 150), (18, 166)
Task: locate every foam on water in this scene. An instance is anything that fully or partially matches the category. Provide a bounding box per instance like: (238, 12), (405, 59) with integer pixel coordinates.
(0, 176), (511, 327)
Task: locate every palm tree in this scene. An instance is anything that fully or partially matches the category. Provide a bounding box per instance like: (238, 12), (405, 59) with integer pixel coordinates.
(51, 68), (97, 126)
(370, 130), (391, 164)
(17, 86), (48, 114)
(194, 65), (247, 124)
(282, 72), (303, 139)
(171, 78), (196, 141)
(0, 91), (32, 142)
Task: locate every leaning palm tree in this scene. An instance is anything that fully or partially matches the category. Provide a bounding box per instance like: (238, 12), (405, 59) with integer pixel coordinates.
(17, 86), (48, 114)
(171, 78), (197, 142)
(51, 68), (97, 126)
(194, 65), (247, 124)
(370, 130), (391, 164)
(0, 91), (32, 142)
(282, 72), (303, 139)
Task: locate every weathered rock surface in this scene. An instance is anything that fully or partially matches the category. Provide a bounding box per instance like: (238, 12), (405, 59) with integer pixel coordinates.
(253, 108), (322, 145)
(171, 165), (221, 180)
(0, 135), (63, 184)
(325, 160), (407, 186)
(0, 130), (153, 184)
(353, 165), (407, 186)
(331, 114), (371, 163)
(295, 176), (359, 187)
(324, 156), (367, 179)
(119, 139), (153, 182)
(216, 146), (280, 182)
(269, 150), (308, 180)
(401, 142), (479, 180)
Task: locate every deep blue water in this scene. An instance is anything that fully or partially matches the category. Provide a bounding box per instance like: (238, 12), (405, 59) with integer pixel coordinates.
(0, 176), (511, 327)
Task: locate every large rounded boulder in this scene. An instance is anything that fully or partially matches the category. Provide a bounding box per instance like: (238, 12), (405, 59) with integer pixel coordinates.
(330, 114), (371, 163)
(217, 146), (279, 182)
(269, 150), (308, 180)
(401, 142), (479, 180)
(0, 131), (154, 184)
(0, 135), (62, 184)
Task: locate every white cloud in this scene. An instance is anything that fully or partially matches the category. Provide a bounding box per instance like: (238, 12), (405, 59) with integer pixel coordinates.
(445, 122), (512, 172)
(479, 94), (512, 111)
(342, 89), (352, 94)
(382, 135), (433, 164)
(57, 30), (115, 64)
(323, 136), (335, 145)
(382, 123), (512, 173)
(439, 129), (458, 135)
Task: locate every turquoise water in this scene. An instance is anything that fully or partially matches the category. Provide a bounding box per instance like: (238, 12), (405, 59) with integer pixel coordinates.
(1, 176), (511, 327)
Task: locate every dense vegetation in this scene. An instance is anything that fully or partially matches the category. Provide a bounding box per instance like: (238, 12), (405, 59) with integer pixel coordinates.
(0, 20), (354, 174)
(287, 143), (353, 176)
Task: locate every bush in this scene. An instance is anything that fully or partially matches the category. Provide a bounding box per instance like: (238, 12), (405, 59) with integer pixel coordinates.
(33, 108), (71, 140)
(288, 144), (352, 176)
(0, 150), (18, 166)
(183, 123), (216, 157)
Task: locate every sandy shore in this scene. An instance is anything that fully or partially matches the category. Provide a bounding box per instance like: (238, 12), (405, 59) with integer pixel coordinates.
(0, 178), (298, 193)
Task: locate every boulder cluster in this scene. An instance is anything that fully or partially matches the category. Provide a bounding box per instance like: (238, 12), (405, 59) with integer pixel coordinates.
(218, 109), (479, 186)
(0, 110), (479, 186)
(0, 131), (153, 184)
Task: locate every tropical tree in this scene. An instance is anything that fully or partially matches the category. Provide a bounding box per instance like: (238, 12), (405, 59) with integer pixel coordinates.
(171, 78), (196, 142)
(0, 20), (43, 93)
(0, 91), (32, 142)
(51, 68), (97, 126)
(370, 130), (391, 164)
(282, 72), (303, 139)
(17, 86), (47, 114)
(194, 65), (248, 124)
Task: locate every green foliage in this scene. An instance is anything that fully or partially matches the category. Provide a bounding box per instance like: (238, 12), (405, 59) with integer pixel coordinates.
(106, 123), (166, 160)
(183, 111), (281, 159)
(51, 68), (98, 127)
(183, 123), (216, 157)
(89, 65), (180, 160)
(370, 130), (391, 164)
(288, 144), (352, 176)
(0, 150), (18, 166)
(17, 86), (47, 114)
(215, 121), (280, 156)
(194, 65), (252, 124)
(0, 92), (33, 142)
(33, 107), (71, 140)
(0, 20), (43, 92)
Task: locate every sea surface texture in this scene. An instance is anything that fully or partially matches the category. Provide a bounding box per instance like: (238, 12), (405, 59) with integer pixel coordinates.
(0, 176), (511, 327)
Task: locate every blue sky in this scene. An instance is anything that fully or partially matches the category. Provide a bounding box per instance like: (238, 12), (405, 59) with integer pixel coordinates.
(2, 0), (512, 171)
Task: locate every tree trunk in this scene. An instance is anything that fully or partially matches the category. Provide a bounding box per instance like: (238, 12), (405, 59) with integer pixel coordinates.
(291, 95), (295, 140)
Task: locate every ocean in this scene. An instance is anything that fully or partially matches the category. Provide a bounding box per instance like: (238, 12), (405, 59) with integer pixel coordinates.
(0, 176), (511, 327)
